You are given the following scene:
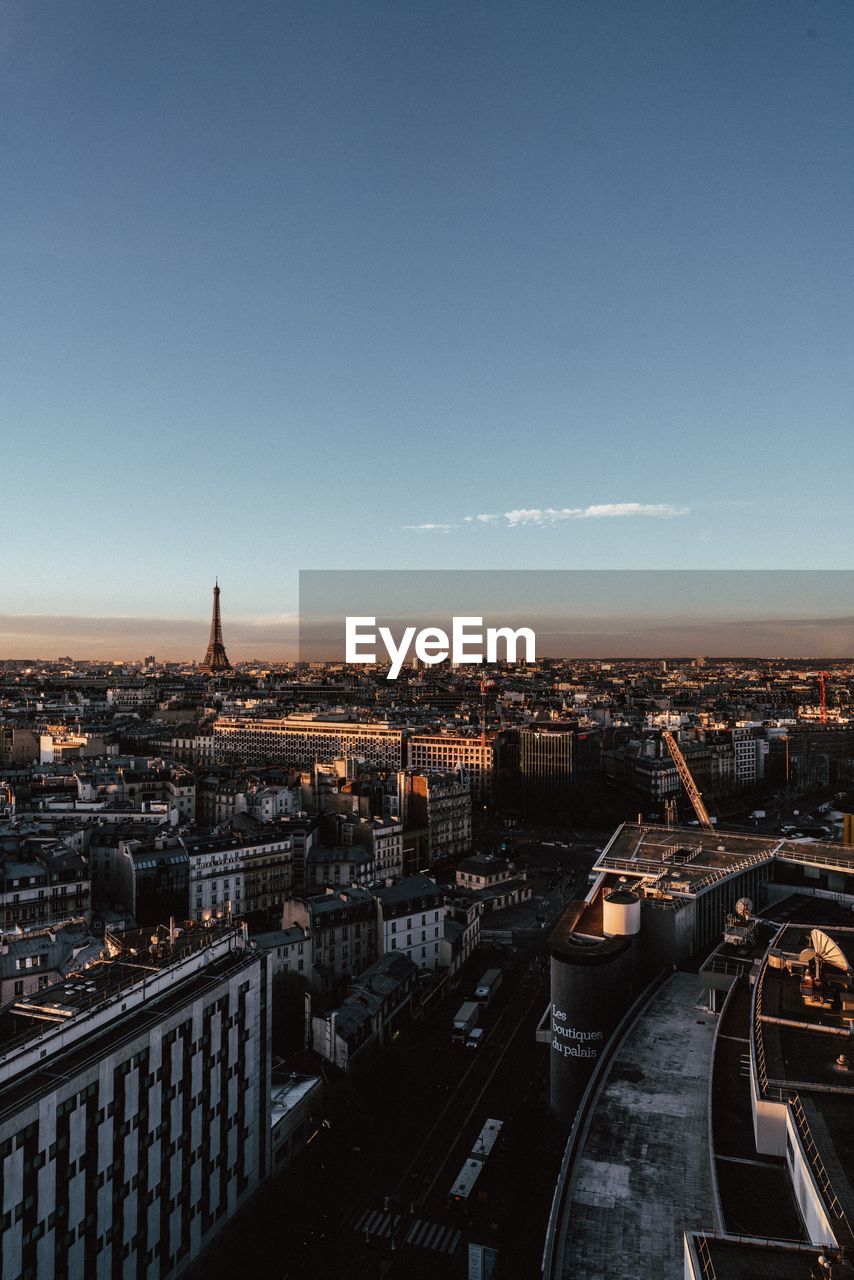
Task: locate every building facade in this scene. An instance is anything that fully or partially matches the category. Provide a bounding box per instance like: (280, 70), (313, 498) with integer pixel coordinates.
(213, 717), (405, 771)
(376, 874), (445, 971)
(0, 923), (271, 1280)
(406, 733), (495, 802)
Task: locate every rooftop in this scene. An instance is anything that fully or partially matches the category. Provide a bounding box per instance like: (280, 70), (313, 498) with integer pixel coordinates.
(303, 887), (376, 918)
(597, 823), (854, 895)
(270, 1072), (321, 1130)
(375, 874), (441, 907)
(0, 920), (240, 1049)
(458, 854), (511, 875)
(550, 973), (716, 1280)
(0, 925), (254, 1122)
(306, 845), (373, 863)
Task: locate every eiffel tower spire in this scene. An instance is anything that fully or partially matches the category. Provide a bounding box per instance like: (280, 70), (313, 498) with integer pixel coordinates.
(200, 580), (231, 673)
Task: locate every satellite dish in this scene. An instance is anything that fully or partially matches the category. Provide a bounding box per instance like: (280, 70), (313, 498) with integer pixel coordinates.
(810, 929), (850, 973)
(735, 898), (753, 919)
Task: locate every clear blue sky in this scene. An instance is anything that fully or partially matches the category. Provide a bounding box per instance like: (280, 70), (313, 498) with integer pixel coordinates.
(2, 1), (853, 655)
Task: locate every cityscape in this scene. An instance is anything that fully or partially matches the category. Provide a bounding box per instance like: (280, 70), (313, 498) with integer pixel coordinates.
(0, 583), (853, 1277)
(4, 2), (854, 1278)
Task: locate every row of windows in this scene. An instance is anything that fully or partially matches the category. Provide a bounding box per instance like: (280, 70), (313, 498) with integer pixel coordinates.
(389, 929), (439, 947)
(390, 941), (440, 956)
(390, 911), (441, 931)
(10, 975), (51, 996)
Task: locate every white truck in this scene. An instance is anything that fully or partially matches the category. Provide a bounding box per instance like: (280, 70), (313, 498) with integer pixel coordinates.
(452, 1001), (479, 1041)
(474, 967), (502, 1007)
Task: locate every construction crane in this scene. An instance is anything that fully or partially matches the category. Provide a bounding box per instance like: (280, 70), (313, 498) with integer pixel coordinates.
(661, 730), (714, 832)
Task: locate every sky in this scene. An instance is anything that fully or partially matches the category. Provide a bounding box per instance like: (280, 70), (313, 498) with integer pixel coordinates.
(299, 571), (854, 661)
(1, 1), (853, 657)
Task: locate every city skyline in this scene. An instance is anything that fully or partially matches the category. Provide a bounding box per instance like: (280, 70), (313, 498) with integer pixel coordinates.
(2, 603), (853, 664)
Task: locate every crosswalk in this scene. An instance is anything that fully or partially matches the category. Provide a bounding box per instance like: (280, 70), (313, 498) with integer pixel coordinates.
(343, 1207), (461, 1257)
(404, 1218), (461, 1255)
(346, 1208), (401, 1241)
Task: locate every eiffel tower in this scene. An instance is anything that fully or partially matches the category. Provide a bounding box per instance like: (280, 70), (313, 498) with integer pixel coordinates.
(200, 580), (231, 673)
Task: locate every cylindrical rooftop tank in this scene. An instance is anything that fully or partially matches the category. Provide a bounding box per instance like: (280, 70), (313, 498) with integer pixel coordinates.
(548, 916), (635, 1126)
(602, 889), (641, 938)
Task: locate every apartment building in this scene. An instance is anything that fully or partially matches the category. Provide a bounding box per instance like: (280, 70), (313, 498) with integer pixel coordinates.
(375, 874), (445, 971)
(398, 769), (472, 864)
(181, 830), (293, 923)
(0, 922), (271, 1280)
(213, 716), (405, 771)
(0, 842), (90, 931)
(282, 887), (380, 996)
(406, 732), (495, 801)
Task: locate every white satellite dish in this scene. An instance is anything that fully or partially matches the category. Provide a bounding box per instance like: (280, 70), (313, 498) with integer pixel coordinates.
(735, 898), (753, 919)
(810, 929), (850, 974)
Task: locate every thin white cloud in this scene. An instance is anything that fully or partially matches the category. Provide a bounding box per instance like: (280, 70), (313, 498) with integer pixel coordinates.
(402, 522), (459, 532)
(407, 503), (688, 531)
(580, 503), (688, 520)
(504, 503), (689, 526)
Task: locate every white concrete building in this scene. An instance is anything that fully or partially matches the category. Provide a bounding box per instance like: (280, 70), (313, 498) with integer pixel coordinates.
(213, 716), (405, 771)
(376, 874), (445, 971)
(0, 922), (271, 1280)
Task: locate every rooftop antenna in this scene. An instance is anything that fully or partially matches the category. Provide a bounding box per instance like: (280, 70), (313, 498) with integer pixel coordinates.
(808, 928), (849, 981)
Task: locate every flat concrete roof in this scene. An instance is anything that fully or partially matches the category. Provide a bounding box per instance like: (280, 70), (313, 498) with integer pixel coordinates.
(553, 972), (716, 1279)
(597, 822), (854, 893)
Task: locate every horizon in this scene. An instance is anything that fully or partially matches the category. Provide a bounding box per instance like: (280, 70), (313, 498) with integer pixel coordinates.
(2, 656), (852, 666)
(2, 569), (851, 661)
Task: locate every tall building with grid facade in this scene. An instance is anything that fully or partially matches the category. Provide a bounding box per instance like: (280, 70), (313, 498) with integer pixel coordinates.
(0, 923), (271, 1280)
(213, 716), (405, 771)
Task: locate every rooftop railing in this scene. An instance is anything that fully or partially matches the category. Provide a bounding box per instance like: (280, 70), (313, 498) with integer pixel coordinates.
(694, 1233), (718, 1280)
(789, 1095), (854, 1242)
(776, 844), (854, 875)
